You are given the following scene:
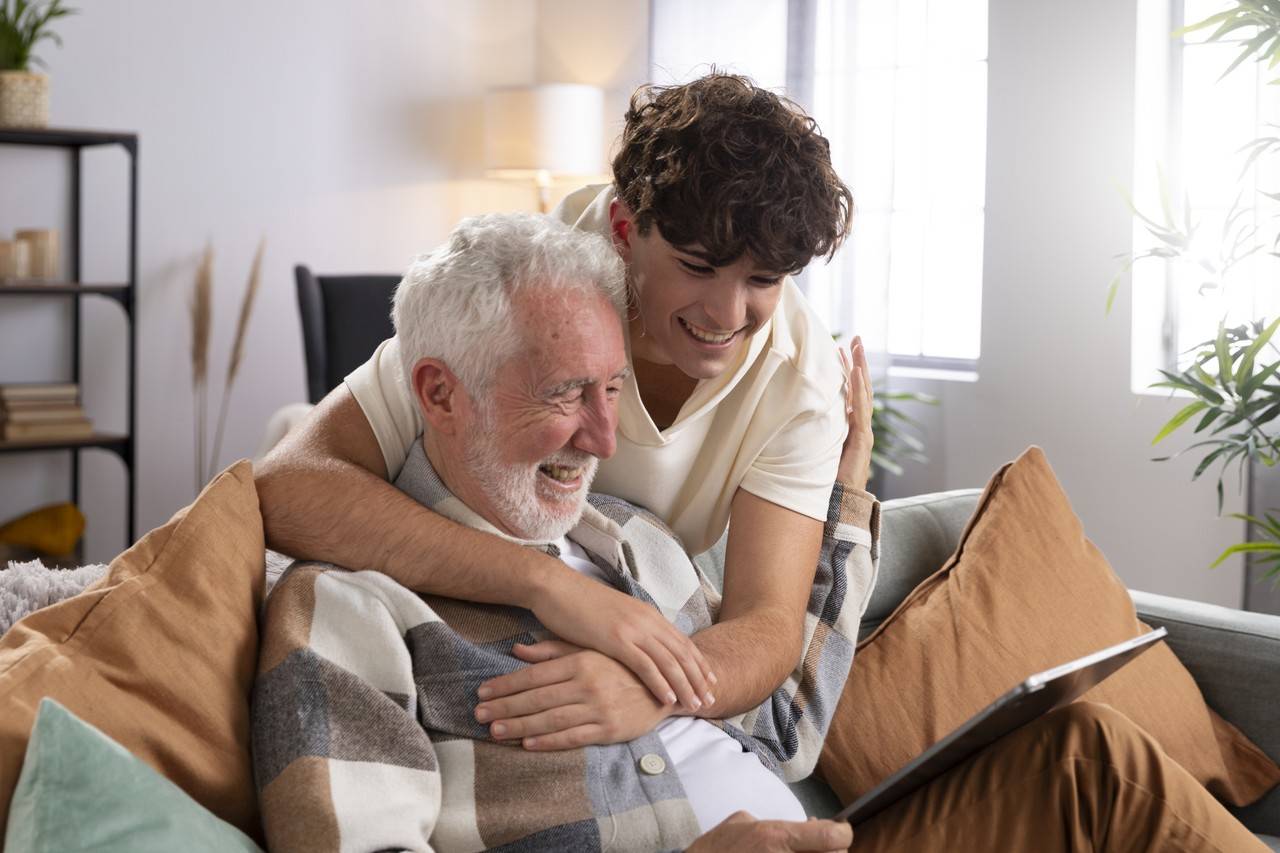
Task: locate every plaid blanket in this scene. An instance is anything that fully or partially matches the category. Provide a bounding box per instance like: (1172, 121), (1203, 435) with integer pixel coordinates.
(252, 444), (879, 852)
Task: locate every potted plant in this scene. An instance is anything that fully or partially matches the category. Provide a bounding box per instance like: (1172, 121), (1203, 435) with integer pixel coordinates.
(0, 0), (75, 129)
(1118, 2), (1280, 590)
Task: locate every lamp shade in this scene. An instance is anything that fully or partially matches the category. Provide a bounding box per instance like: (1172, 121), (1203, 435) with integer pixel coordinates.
(484, 84), (605, 179)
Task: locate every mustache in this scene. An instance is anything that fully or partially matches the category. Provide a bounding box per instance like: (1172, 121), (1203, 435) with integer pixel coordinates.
(540, 449), (597, 469)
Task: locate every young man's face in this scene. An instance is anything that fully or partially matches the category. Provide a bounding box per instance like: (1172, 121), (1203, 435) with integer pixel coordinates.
(611, 202), (788, 379)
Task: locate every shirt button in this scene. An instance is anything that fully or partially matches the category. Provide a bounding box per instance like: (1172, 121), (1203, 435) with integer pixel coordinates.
(638, 753), (666, 776)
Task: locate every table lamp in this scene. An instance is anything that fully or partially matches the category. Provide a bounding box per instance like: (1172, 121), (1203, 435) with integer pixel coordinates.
(484, 84), (606, 213)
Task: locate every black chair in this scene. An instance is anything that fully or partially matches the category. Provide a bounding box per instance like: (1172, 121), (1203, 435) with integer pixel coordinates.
(294, 265), (401, 404)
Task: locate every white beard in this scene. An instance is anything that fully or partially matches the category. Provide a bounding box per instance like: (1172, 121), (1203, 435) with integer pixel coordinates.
(462, 405), (598, 541)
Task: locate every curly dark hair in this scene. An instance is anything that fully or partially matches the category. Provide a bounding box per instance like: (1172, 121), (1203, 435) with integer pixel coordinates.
(612, 73), (853, 275)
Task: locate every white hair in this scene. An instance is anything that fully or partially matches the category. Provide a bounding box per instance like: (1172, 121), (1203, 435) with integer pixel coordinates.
(392, 213), (627, 396)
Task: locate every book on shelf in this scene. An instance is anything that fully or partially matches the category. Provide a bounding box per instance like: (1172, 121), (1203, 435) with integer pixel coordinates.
(0, 383), (79, 403)
(1, 418), (94, 441)
(0, 397), (81, 411)
(1, 404), (88, 424)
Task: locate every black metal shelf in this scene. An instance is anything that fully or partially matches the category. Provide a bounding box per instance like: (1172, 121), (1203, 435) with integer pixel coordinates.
(0, 432), (128, 455)
(0, 127), (136, 150)
(0, 281), (131, 307)
(1, 127), (138, 544)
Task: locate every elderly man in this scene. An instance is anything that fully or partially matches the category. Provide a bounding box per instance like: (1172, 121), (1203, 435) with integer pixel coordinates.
(251, 214), (871, 852)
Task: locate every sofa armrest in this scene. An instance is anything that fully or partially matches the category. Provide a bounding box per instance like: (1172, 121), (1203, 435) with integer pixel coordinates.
(1130, 589), (1280, 835)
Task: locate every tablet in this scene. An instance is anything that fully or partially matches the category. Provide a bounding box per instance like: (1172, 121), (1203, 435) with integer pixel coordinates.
(836, 627), (1169, 826)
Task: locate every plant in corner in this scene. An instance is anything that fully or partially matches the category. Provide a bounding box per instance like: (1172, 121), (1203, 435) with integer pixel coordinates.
(1118, 1), (1280, 583)
(0, 0), (75, 129)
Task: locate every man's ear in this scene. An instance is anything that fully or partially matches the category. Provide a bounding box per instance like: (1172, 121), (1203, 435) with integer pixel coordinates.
(608, 198), (634, 261)
(411, 357), (464, 435)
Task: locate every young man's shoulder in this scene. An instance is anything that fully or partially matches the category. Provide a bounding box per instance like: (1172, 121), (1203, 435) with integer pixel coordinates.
(763, 279), (846, 408)
(552, 184), (614, 232)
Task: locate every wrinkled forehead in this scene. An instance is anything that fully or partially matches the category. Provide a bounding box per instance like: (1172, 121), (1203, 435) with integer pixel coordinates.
(502, 287), (628, 389)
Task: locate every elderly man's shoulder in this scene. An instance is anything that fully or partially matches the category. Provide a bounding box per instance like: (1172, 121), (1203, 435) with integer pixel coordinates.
(587, 493), (681, 544)
(582, 492), (702, 579)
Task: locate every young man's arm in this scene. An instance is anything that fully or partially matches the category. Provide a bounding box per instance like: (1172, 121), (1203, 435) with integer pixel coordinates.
(470, 484), (876, 748)
(690, 336), (877, 718)
(471, 338), (877, 745)
(254, 385), (712, 709)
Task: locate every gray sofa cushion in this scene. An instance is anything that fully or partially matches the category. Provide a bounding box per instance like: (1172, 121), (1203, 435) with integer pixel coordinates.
(1133, 589), (1280, 838)
(858, 488), (982, 638)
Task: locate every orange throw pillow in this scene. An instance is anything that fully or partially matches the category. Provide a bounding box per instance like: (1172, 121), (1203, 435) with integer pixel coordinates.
(0, 461), (265, 841)
(818, 446), (1280, 808)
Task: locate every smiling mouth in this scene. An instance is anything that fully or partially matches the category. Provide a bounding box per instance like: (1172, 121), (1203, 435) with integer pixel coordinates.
(538, 463), (586, 487)
(678, 317), (741, 347)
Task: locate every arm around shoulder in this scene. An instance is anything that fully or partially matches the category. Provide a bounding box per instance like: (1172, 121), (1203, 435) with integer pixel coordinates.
(255, 384), (564, 605)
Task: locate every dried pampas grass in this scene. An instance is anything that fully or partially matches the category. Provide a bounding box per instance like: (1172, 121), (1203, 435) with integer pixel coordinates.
(189, 237), (266, 492)
(209, 237), (264, 478)
(190, 244), (213, 492)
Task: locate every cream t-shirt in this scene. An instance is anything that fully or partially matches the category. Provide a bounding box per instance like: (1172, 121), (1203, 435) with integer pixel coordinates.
(345, 185), (848, 555)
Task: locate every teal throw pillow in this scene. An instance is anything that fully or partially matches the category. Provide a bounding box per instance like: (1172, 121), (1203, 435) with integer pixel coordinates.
(4, 698), (262, 853)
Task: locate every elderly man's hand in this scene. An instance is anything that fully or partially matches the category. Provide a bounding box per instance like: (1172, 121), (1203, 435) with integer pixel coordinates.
(686, 812), (852, 852)
(476, 639), (691, 749)
(525, 570), (715, 712)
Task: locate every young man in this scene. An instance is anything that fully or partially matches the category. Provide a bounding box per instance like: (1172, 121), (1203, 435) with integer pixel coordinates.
(256, 74), (874, 743)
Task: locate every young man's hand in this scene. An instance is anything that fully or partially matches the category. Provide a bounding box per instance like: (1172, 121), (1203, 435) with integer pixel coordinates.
(837, 335), (874, 491)
(527, 570), (716, 713)
(686, 812), (852, 852)
(476, 639), (688, 749)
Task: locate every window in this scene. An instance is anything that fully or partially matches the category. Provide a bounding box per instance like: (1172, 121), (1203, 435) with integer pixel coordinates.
(1131, 0), (1280, 391)
(649, 0), (990, 371)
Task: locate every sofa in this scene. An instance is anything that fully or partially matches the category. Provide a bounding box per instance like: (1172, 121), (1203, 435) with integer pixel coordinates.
(696, 488), (1280, 849)
(3, 480), (1278, 849)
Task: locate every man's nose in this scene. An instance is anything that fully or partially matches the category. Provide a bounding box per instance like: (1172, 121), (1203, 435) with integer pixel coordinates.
(704, 282), (747, 330)
(573, 392), (618, 460)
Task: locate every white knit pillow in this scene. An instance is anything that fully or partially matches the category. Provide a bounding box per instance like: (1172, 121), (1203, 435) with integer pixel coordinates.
(0, 560), (108, 636)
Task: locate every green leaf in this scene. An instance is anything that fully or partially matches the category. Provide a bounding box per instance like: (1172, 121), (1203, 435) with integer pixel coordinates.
(1194, 443), (1236, 478)
(1153, 401), (1210, 445)
(1105, 258), (1134, 314)
(1220, 29), (1276, 81)
(1184, 369), (1227, 404)
(1229, 511), (1280, 537)
(1209, 540), (1280, 568)
(1240, 317), (1280, 371)
(1194, 406), (1223, 433)
(1256, 401), (1280, 425)
(1175, 8), (1234, 37)
(1153, 369), (1197, 391)
(1216, 324), (1234, 392)
(1241, 359), (1280, 400)
(1239, 137), (1280, 178)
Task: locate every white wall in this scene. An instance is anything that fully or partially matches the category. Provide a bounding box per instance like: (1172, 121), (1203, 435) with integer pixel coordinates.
(879, 0), (1249, 608)
(3, 0), (1244, 610)
(1, 1), (549, 562)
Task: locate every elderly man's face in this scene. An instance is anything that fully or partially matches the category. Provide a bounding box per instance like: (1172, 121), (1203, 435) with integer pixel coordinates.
(460, 286), (629, 540)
